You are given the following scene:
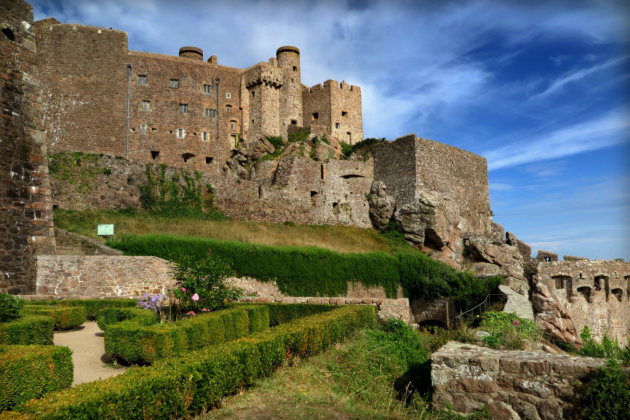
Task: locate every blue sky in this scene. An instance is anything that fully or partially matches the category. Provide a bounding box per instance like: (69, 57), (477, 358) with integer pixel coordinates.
(31, 0), (630, 260)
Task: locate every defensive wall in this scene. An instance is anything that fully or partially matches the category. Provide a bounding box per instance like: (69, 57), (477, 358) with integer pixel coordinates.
(0, 0), (56, 294)
(536, 259), (630, 343)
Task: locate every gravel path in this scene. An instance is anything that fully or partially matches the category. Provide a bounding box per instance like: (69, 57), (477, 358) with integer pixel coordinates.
(54, 321), (128, 386)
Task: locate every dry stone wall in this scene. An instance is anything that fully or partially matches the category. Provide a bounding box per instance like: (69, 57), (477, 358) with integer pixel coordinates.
(432, 341), (627, 420)
(0, 0), (56, 294)
(536, 259), (630, 343)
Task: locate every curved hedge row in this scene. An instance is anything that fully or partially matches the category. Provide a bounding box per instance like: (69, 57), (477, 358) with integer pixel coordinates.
(0, 345), (73, 411)
(0, 316), (53, 345)
(109, 234), (502, 309)
(10, 305), (375, 419)
(22, 306), (86, 331)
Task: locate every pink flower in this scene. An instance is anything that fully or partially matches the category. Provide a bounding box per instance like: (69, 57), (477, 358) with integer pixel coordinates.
(181, 287), (186, 292)
(512, 320), (520, 326)
(186, 311), (196, 316)
(201, 308), (209, 312)
(192, 293), (199, 302)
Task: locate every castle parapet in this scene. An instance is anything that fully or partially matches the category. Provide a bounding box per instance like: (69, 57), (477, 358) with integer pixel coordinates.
(179, 46), (203, 60)
(244, 63), (283, 88)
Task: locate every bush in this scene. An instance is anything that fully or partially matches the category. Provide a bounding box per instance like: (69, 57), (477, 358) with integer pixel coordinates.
(477, 311), (541, 350)
(0, 294), (24, 323)
(264, 303), (335, 326)
(96, 307), (159, 331)
(24, 299), (137, 320)
(578, 359), (630, 419)
(12, 305), (376, 419)
(0, 345), (73, 411)
(103, 306), (269, 365)
(109, 234), (501, 307)
(579, 327), (629, 364)
(0, 316), (53, 345)
(21, 306), (86, 330)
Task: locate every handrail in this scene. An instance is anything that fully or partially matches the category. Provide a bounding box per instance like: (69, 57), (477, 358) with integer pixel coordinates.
(454, 293), (505, 320)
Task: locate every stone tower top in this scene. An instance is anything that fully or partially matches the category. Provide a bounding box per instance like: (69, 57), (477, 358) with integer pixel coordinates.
(179, 46), (203, 60)
(276, 45), (300, 56)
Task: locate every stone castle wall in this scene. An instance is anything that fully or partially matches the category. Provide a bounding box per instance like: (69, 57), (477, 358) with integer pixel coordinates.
(0, 0), (56, 294)
(536, 259), (630, 342)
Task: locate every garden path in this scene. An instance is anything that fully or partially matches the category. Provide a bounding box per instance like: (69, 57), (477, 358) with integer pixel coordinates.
(54, 321), (128, 386)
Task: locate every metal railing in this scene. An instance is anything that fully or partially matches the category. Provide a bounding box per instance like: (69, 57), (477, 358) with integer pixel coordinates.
(454, 293), (505, 321)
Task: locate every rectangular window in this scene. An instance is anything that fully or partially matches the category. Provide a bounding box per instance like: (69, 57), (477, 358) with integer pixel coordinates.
(230, 121), (236, 130)
(170, 79), (179, 88)
(205, 108), (217, 117)
(140, 124), (147, 134)
(312, 112), (319, 120)
(138, 75), (147, 86)
(335, 122), (340, 129)
(203, 84), (212, 94)
(226, 105), (232, 112)
(251, 91), (255, 97)
(179, 103), (188, 113)
(226, 92), (232, 99)
(141, 100), (151, 111)
(205, 157), (214, 164)
(176, 128), (185, 139)
(202, 132), (209, 141)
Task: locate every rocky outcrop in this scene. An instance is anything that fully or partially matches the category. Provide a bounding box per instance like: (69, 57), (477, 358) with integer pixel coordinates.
(531, 283), (582, 348)
(367, 181), (396, 231)
(392, 194), (439, 246)
(250, 137), (276, 161)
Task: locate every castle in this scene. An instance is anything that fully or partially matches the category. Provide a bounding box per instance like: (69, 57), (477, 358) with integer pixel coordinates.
(1, 0), (628, 345)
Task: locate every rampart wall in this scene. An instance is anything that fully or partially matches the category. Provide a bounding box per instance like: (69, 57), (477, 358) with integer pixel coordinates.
(0, 0), (56, 294)
(536, 259), (630, 342)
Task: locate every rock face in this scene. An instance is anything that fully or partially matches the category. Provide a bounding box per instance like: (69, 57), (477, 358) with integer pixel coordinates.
(367, 181), (396, 231)
(392, 194), (440, 246)
(531, 283), (582, 348)
(432, 341), (625, 419)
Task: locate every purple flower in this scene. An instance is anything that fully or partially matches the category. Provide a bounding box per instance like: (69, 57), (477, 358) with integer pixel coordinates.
(192, 293), (199, 302)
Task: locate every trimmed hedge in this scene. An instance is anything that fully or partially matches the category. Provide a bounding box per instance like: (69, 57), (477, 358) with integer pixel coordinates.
(108, 234), (502, 309)
(96, 307), (159, 331)
(21, 306), (86, 331)
(0, 316), (53, 345)
(13, 305), (376, 419)
(103, 305), (270, 365)
(263, 303), (335, 326)
(24, 299), (137, 321)
(0, 345), (73, 411)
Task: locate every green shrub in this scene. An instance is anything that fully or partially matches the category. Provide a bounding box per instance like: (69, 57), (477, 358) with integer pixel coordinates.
(264, 303), (335, 326)
(104, 306), (269, 364)
(96, 307), (159, 331)
(477, 311), (541, 350)
(109, 234), (501, 308)
(578, 327), (629, 364)
(0, 316), (53, 345)
(340, 141), (353, 156)
(21, 306), (86, 330)
(578, 359), (630, 419)
(0, 294), (24, 323)
(0, 345), (73, 411)
(265, 136), (285, 150)
(24, 299), (137, 320)
(12, 305), (375, 419)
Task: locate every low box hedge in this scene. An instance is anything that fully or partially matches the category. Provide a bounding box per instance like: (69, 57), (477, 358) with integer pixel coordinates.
(21, 306), (86, 331)
(24, 299), (137, 321)
(0, 345), (73, 411)
(13, 305), (376, 419)
(103, 305), (270, 365)
(263, 303), (334, 326)
(96, 307), (159, 331)
(0, 316), (54, 345)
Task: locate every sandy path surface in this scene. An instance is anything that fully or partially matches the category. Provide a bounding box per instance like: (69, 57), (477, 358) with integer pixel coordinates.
(54, 321), (128, 386)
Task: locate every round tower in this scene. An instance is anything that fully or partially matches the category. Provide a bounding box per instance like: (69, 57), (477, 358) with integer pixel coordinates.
(276, 46), (303, 132)
(179, 46), (203, 61)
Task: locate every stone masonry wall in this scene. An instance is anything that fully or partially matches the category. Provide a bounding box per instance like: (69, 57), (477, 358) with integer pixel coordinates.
(536, 259), (630, 342)
(0, 0), (56, 294)
(432, 341), (628, 420)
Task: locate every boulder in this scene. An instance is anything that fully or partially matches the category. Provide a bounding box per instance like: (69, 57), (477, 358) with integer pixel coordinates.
(367, 181), (395, 231)
(393, 194), (438, 246)
(531, 283), (582, 348)
(250, 137), (276, 160)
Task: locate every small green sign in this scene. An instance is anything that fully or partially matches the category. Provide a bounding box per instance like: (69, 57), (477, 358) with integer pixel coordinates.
(97, 224), (114, 236)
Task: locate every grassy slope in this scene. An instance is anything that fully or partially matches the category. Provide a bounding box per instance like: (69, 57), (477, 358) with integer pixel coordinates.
(53, 209), (412, 255)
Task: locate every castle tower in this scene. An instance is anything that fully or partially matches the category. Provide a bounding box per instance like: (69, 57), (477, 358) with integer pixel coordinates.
(276, 46), (302, 135)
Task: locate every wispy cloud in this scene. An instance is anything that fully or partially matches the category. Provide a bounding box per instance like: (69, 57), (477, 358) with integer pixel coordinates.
(485, 108), (630, 170)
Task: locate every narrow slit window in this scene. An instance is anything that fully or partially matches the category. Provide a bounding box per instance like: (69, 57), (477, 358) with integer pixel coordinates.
(176, 128), (185, 139)
(202, 132), (209, 141)
(335, 122), (340, 129)
(226, 92), (232, 99)
(169, 79), (180, 88)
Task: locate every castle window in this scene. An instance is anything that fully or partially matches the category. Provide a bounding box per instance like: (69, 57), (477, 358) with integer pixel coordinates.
(182, 153), (195, 162)
(151, 151), (160, 160)
(230, 134), (238, 148)
(342, 111), (347, 117)
(291, 120), (297, 125)
(293, 66), (297, 71)
(170, 79), (179, 88)
(179, 103), (188, 113)
(312, 112), (319, 120)
(335, 123), (340, 129)
(230, 120), (237, 130)
(310, 191), (319, 206)
(205, 108), (217, 118)
(203, 84), (212, 94)
(2, 27), (15, 41)
(201, 132), (208, 141)
(226, 92), (232, 99)
(140, 124), (147, 134)
(206, 157), (214, 164)
(141, 100), (151, 111)
(251, 91), (255, 97)
(226, 105), (232, 112)
(346, 132), (352, 143)
(332, 202), (340, 215)
(138, 75), (147, 86)
(176, 128), (185, 139)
